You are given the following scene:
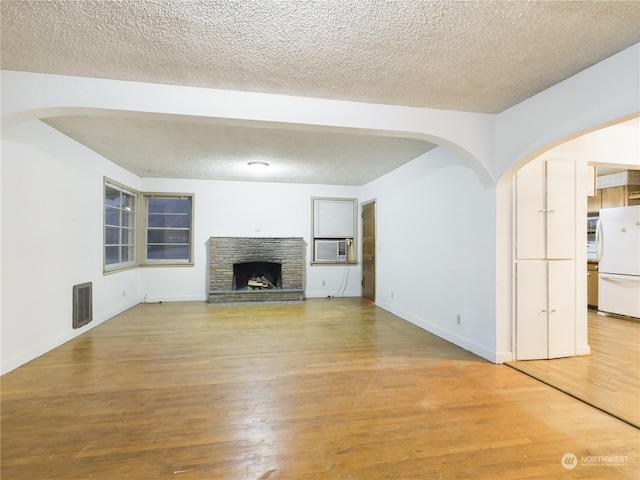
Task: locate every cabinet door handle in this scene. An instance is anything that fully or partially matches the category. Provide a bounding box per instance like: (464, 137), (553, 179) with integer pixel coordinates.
(537, 209), (546, 213)
(547, 209), (555, 213)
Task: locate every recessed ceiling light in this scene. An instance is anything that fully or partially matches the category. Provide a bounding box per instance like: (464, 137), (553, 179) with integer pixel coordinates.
(248, 161), (269, 168)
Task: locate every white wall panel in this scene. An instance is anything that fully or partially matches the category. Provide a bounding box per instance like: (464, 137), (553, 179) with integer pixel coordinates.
(360, 146), (497, 362)
(1, 121), (141, 374)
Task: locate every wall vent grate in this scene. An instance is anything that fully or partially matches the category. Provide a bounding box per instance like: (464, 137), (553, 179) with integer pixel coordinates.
(73, 282), (93, 329)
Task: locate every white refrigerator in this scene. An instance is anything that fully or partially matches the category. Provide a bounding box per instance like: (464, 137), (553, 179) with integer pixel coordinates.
(597, 205), (640, 318)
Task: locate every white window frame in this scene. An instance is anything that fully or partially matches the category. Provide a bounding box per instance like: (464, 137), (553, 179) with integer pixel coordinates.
(104, 181), (138, 271)
(141, 193), (194, 265)
(104, 179), (195, 273)
(311, 197), (357, 265)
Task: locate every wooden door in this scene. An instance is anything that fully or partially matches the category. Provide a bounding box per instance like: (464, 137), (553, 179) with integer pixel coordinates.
(361, 201), (376, 302)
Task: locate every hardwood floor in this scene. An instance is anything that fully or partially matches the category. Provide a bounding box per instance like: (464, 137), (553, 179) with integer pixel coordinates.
(2, 299), (639, 479)
(506, 312), (640, 428)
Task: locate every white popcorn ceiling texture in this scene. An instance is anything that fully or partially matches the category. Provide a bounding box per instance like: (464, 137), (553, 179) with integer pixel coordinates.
(2, 1), (639, 184)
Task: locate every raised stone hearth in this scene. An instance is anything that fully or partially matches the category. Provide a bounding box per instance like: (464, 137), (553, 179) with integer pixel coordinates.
(208, 237), (304, 304)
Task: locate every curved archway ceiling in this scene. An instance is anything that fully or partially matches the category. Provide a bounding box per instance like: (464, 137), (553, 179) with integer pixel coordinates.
(3, 1), (639, 185)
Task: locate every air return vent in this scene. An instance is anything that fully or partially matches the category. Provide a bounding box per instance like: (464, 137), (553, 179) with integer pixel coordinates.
(73, 282), (93, 329)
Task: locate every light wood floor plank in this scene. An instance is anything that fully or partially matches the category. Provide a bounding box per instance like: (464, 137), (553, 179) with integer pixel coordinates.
(2, 299), (638, 479)
(506, 312), (640, 428)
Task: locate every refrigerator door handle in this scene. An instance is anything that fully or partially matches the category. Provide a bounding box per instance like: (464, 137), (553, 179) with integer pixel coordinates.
(600, 273), (640, 285)
(595, 218), (603, 262)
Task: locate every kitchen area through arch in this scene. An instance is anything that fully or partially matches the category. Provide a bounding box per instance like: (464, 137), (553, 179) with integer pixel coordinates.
(587, 169), (640, 319)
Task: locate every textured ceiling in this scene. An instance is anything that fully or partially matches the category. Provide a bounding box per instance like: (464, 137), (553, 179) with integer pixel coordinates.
(3, 0), (639, 113)
(2, 1), (639, 184)
(42, 115), (435, 185)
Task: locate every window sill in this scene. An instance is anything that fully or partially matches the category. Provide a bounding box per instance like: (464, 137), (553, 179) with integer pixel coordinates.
(310, 261), (358, 266)
(104, 262), (195, 274)
(140, 262), (195, 268)
(103, 263), (138, 275)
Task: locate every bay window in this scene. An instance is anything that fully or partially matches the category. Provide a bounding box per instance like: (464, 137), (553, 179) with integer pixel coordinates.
(104, 179), (194, 271)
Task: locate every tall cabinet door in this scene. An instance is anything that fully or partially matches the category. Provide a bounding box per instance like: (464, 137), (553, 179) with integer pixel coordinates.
(516, 260), (576, 360)
(516, 158), (575, 260)
(546, 159), (575, 259)
(548, 260), (576, 358)
(516, 159), (546, 259)
(516, 261), (549, 360)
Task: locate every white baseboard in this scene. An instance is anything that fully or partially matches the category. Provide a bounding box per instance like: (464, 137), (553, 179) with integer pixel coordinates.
(576, 344), (592, 356)
(305, 290), (361, 299)
(494, 351), (515, 364)
(142, 294), (206, 303)
(376, 300), (500, 364)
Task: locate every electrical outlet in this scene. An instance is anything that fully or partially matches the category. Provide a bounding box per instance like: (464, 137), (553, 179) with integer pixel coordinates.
(322, 280), (326, 286)
(456, 314), (461, 325)
(123, 289), (126, 297)
(391, 291), (394, 299)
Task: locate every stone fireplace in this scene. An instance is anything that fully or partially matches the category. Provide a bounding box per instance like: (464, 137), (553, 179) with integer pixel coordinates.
(208, 237), (304, 304)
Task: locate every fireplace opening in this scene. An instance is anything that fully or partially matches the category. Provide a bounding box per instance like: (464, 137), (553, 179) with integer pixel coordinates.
(233, 262), (282, 290)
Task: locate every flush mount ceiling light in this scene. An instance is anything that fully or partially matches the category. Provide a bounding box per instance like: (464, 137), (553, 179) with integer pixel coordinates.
(247, 161), (269, 168)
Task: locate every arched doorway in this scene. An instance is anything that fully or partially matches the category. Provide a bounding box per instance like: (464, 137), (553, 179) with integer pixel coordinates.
(496, 115), (639, 362)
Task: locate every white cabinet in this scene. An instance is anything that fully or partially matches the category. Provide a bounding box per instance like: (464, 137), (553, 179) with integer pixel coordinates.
(547, 260), (576, 358)
(515, 157), (577, 360)
(546, 159), (576, 259)
(515, 261), (548, 359)
(516, 158), (575, 260)
(516, 159), (546, 259)
(516, 260), (576, 359)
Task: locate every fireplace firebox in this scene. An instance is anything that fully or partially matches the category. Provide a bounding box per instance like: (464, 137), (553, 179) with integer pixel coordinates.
(233, 261), (282, 290)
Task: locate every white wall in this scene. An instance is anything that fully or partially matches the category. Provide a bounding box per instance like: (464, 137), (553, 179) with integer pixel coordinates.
(139, 177), (361, 302)
(360, 146), (497, 361)
(494, 43), (639, 181)
(1, 121), (142, 374)
(554, 120), (640, 170)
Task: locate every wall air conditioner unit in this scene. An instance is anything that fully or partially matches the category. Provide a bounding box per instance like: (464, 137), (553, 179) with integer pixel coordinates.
(314, 239), (347, 262)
